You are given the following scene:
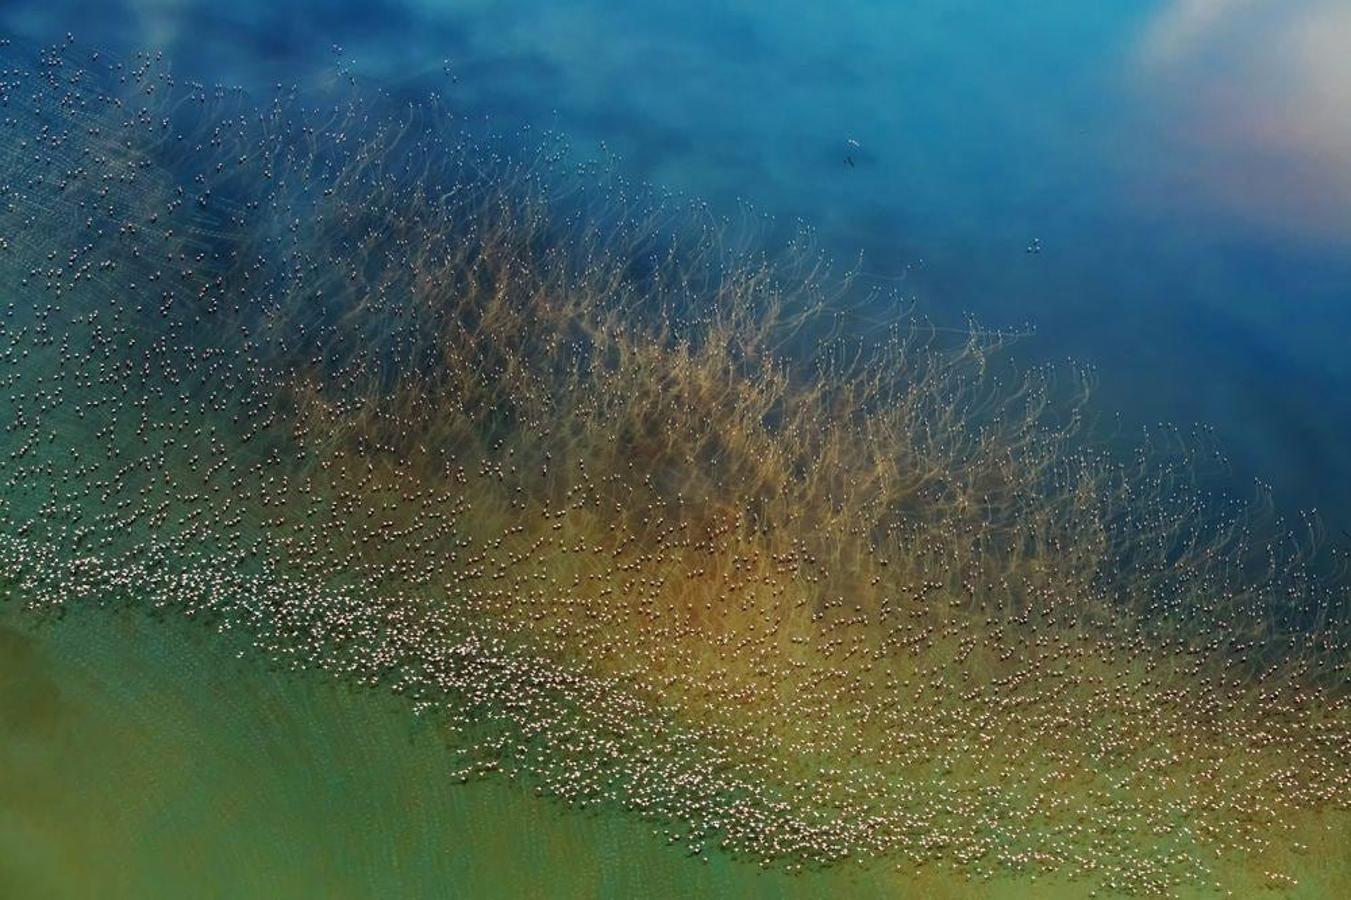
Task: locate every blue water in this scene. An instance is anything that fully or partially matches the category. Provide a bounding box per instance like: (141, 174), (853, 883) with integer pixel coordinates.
(5, 0), (1349, 523)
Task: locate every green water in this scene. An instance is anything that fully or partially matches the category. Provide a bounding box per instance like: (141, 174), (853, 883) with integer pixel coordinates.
(5, 579), (1349, 898)
(25, 602), (1338, 900)
(2, 603), (935, 899)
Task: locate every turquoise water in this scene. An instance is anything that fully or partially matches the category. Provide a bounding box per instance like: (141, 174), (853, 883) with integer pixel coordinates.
(1, 4), (1350, 898)
(4, 0), (1348, 519)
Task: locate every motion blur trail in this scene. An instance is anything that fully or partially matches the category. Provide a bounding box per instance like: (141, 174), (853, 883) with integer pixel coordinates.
(1, 38), (1349, 897)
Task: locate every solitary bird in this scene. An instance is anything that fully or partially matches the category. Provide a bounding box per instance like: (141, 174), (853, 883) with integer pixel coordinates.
(843, 137), (864, 168)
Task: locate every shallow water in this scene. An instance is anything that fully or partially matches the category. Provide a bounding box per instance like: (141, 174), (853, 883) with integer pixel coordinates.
(1, 4), (1349, 898)
(0, 602), (1092, 900)
(5, 600), (1348, 898)
(4, 0), (1348, 520)
(1, 604), (857, 899)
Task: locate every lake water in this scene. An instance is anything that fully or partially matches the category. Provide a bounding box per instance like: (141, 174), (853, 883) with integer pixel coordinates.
(2, 2), (1349, 897)
(1, 604), (920, 899)
(5, 0), (1347, 521)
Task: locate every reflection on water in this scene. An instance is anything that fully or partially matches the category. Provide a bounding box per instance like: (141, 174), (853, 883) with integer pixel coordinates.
(1140, 0), (1351, 240)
